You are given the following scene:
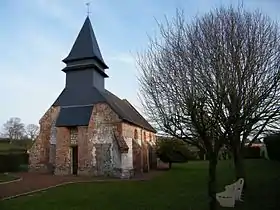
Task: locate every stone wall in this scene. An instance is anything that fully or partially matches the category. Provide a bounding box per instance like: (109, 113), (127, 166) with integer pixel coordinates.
(120, 122), (157, 174)
(50, 120), (57, 144)
(121, 124), (134, 170)
(49, 119), (58, 172)
(29, 106), (60, 173)
(77, 126), (93, 175)
(54, 127), (71, 175)
(111, 135), (122, 176)
(49, 144), (56, 173)
(88, 103), (122, 176)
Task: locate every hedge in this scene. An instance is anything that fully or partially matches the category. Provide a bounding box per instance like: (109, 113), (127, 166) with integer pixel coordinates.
(264, 134), (280, 161)
(243, 146), (261, 159)
(0, 153), (29, 173)
(156, 138), (197, 164)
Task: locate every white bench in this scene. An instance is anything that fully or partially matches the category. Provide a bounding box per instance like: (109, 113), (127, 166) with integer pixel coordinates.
(225, 178), (244, 201)
(216, 178), (244, 208)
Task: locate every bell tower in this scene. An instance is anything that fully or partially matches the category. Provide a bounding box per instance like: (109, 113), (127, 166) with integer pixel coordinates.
(62, 17), (108, 91)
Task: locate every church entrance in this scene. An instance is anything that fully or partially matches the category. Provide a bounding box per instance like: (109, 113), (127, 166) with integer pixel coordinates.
(71, 145), (78, 175)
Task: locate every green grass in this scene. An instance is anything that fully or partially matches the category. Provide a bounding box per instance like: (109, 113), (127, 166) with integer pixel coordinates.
(1, 159), (280, 210)
(0, 173), (18, 183)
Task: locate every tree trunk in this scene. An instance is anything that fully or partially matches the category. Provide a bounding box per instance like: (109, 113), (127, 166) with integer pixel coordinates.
(168, 162), (172, 169)
(233, 146), (247, 189)
(208, 154), (218, 210)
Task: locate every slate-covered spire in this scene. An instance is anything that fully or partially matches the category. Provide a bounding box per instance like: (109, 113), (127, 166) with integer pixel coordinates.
(62, 16), (108, 70)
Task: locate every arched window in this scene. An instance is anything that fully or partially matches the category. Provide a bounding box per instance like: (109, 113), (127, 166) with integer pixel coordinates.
(143, 132), (146, 141)
(134, 129), (138, 139)
(149, 133), (152, 141)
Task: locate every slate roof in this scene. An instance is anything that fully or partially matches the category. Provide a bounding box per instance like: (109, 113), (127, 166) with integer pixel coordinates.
(62, 17), (108, 69)
(53, 88), (156, 132)
(53, 87), (106, 107)
(56, 106), (93, 127)
(101, 90), (156, 132)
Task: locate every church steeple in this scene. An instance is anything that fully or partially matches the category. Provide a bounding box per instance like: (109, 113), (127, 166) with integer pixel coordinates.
(62, 16), (108, 91)
(62, 17), (108, 70)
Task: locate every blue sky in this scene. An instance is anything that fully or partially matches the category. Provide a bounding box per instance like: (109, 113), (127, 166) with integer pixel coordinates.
(0, 0), (280, 130)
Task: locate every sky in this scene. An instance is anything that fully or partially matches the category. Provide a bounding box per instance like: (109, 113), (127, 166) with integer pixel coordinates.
(0, 0), (280, 131)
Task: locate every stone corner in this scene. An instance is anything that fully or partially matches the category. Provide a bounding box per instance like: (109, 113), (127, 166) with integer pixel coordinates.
(120, 168), (134, 179)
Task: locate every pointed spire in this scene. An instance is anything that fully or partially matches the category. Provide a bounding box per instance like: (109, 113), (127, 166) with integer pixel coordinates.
(63, 17), (108, 69)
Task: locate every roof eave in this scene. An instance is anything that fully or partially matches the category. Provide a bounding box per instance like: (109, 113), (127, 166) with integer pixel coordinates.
(121, 118), (157, 133)
(56, 123), (89, 127)
(62, 56), (108, 69)
(62, 64), (109, 78)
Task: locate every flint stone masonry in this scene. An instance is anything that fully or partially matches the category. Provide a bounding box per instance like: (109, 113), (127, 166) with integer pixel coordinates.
(50, 121), (57, 145)
(29, 106), (60, 173)
(89, 103), (127, 177)
(77, 126), (93, 175)
(54, 127), (71, 175)
(95, 143), (112, 176)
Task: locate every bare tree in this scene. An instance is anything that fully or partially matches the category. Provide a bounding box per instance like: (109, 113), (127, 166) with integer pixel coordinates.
(25, 124), (39, 140)
(2, 117), (25, 143)
(138, 6), (280, 210)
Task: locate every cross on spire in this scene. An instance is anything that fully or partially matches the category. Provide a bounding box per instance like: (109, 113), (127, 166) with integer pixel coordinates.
(86, 2), (91, 17)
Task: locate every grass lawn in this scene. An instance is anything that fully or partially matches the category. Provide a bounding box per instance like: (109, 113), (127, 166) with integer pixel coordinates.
(0, 173), (18, 183)
(1, 159), (280, 210)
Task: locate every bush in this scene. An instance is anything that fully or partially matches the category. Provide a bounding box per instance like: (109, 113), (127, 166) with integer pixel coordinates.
(0, 153), (29, 173)
(243, 146), (261, 159)
(156, 137), (196, 166)
(264, 134), (280, 161)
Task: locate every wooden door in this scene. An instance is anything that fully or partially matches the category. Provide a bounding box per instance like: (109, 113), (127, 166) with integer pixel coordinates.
(72, 146), (78, 175)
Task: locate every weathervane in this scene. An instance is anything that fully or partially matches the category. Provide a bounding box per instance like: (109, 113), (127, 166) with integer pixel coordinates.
(86, 2), (91, 16)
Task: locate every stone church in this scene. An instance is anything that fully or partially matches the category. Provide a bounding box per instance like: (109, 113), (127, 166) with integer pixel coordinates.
(29, 16), (157, 178)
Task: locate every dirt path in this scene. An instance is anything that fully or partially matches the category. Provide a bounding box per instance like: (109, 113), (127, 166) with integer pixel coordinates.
(0, 171), (162, 200)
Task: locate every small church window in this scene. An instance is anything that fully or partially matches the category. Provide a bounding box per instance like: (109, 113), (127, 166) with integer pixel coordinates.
(70, 127), (78, 145)
(149, 133), (152, 141)
(134, 129), (138, 139)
